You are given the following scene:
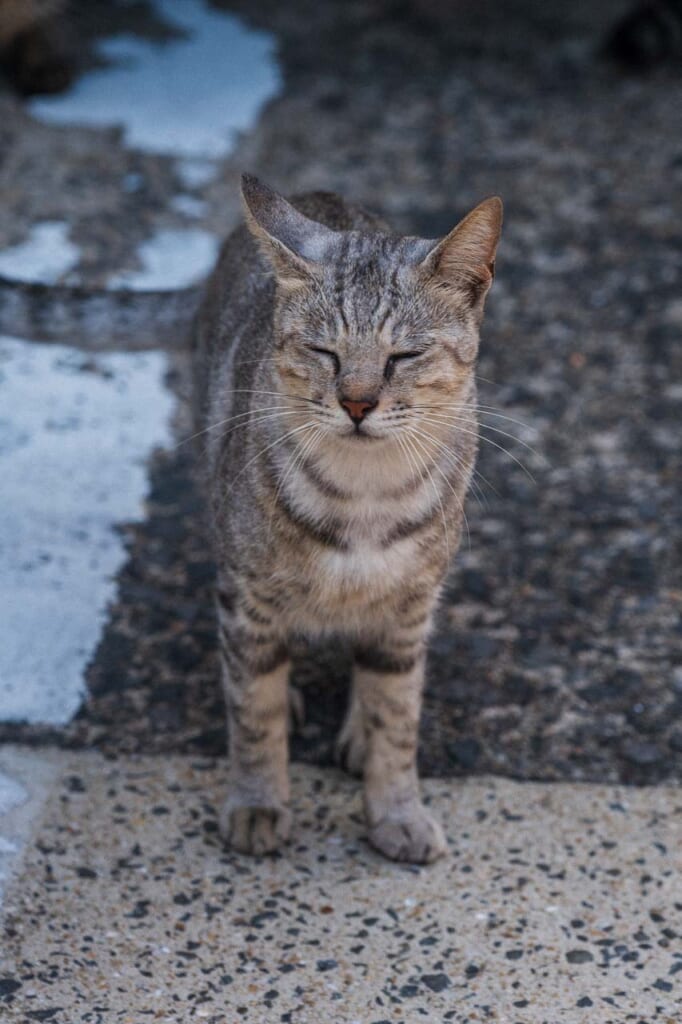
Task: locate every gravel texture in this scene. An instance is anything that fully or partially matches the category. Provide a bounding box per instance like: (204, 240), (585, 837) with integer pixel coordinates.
(1, 753), (681, 1023)
(0, 0), (680, 783)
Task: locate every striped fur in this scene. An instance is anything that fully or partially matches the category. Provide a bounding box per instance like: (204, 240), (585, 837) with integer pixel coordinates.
(192, 175), (502, 862)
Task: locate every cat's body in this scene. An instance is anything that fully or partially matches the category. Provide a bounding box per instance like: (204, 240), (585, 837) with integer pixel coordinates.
(192, 177), (501, 862)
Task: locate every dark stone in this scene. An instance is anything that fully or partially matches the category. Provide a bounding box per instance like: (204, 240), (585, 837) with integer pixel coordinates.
(566, 950), (594, 964)
(316, 960), (338, 972)
(399, 984), (420, 997)
(420, 973), (450, 992)
(0, 978), (21, 999)
(576, 996), (593, 1007)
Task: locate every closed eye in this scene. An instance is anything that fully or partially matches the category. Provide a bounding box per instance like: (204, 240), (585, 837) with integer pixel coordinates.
(385, 351), (424, 378)
(310, 347), (340, 373)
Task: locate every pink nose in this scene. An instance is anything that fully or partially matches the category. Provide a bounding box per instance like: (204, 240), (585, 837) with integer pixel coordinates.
(340, 398), (377, 423)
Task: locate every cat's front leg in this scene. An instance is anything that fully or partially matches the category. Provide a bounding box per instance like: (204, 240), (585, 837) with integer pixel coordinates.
(217, 585), (292, 855)
(354, 642), (447, 865)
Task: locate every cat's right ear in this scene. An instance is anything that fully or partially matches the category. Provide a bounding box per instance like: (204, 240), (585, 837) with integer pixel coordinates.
(241, 174), (337, 290)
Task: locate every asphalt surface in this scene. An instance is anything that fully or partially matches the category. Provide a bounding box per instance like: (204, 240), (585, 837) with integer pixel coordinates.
(1, 0), (681, 785)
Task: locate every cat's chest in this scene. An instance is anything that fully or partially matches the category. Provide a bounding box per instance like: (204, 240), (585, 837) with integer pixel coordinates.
(288, 481), (437, 592)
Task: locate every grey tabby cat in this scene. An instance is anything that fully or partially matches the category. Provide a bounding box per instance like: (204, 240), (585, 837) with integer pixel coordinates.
(192, 175), (502, 864)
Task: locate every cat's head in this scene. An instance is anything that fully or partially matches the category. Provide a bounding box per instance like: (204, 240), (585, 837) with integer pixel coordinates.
(241, 174), (502, 443)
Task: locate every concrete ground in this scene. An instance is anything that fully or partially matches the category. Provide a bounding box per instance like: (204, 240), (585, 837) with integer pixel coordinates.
(1, 746), (681, 1023)
(1, 1), (681, 1021)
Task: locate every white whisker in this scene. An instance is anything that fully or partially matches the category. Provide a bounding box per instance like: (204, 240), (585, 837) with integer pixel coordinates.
(267, 425), (323, 542)
(413, 414), (537, 483)
(407, 428), (470, 550)
(398, 432), (450, 561)
(231, 421), (319, 487)
(174, 406), (306, 450)
(405, 421), (490, 508)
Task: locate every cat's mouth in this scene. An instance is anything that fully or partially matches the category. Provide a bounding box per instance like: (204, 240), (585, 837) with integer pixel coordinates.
(344, 423), (380, 442)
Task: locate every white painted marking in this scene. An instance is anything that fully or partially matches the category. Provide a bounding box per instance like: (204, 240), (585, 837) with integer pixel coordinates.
(29, 0), (280, 157)
(175, 157), (219, 190)
(0, 771), (27, 900)
(108, 226), (219, 290)
(0, 222), (79, 283)
(170, 194), (208, 219)
(0, 748), (66, 906)
(0, 337), (173, 725)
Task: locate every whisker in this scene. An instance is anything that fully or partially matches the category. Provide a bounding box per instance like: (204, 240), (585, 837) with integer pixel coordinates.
(413, 414), (537, 482)
(398, 433), (450, 561)
(415, 402), (536, 434)
(174, 407), (306, 449)
(213, 411), (314, 447)
(231, 421), (319, 486)
(221, 388), (323, 407)
(406, 423), (488, 510)
(407, 428), (470, 550)
(267, 425), (322, 542)
(421, 412), (541, 460)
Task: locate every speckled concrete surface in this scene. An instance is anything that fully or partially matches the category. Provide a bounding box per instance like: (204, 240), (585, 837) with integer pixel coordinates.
(1, 755), (680, 1023)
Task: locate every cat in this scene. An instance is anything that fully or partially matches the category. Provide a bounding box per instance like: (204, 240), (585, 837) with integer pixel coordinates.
(191, 175), (502, 863)
(0, 0), (73, 95)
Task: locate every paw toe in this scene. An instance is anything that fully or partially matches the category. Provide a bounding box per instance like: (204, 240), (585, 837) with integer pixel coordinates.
(368, 809), (446, 864)
(220, 804), (291, 856)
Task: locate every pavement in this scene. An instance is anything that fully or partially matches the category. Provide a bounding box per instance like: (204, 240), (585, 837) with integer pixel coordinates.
(1, 746), (681, 1023)
(0, 1), (681, 1021)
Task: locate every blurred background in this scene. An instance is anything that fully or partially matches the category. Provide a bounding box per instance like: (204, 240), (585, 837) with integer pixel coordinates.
(0, 0), (680, 785)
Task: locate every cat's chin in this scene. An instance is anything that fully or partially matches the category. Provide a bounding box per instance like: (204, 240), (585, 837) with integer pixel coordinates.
(341, 426), (385, 443)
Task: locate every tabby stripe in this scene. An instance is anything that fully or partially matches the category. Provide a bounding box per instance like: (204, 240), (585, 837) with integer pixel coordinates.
(400, 612), (431, 630)
(355, 648), (419, 674)
(381, 506), (439, 547)
(273, 488), (348, 550)
(397, 587), (432, 615)
(298, 455), (352, 500)
(248, 588), (283, 609)
(220, 623), (280, 649)
(260, 452), (349, 549)
(241, 601), (272, 626)
(220, 635), (289, 677)
(382, 461), (433, 500)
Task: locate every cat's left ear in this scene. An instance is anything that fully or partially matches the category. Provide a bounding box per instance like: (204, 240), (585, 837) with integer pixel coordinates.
(418, 197), (503, 314)
(241, 174), (337, 290)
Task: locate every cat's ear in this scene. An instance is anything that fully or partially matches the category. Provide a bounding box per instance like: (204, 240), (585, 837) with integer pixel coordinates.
(418, 197), (503, 313)
(241, 174), (337, 289)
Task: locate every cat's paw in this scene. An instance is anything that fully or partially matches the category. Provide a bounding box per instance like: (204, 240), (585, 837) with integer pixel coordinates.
(220, 803), (292, 856)
(367, 805), (447, 864)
